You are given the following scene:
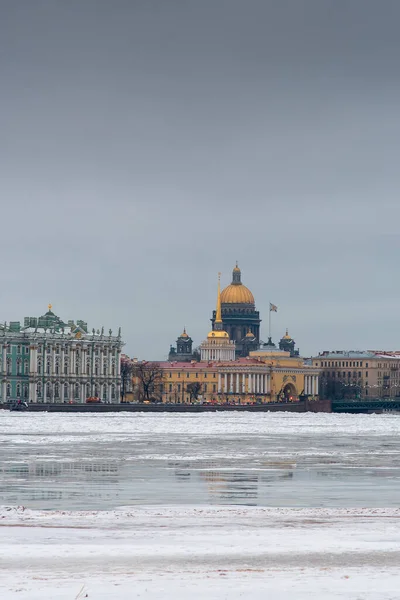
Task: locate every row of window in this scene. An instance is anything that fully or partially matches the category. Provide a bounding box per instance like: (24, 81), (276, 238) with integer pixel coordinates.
(3, 382), (117, 400)
(6, 345), (119, 357)
(6, 360), (117, 377)
(167, 383), (218, 393)
(318, 360), (368, 368)
(323, 371), (367, 379)
(169, 372), (218, 379)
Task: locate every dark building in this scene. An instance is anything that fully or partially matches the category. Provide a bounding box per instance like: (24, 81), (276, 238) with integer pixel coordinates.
(211, 265), (261, 357)
(168, 328), (194, 362)
(278, 329), (299, 357)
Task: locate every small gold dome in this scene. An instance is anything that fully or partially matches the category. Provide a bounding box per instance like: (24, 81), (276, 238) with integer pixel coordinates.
(221, 284), (254, 304)
(207, 330), (230, 339)
(283, 329), (292, 340)
(180, 328), (189, 338)
(246, 329), (255, 338)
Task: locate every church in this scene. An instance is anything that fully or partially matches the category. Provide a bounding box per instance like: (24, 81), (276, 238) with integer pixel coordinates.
(153, 265), (320, 405)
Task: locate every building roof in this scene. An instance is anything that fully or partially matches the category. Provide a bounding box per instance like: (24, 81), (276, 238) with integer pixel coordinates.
(315, 351), (378, 360)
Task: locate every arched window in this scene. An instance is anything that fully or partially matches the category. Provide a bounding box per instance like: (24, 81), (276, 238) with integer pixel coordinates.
(75, 384), (80, 399)
(37, 383), (42, 398)
(6, 384), (11, 398)
(16, 383), (21, 397)
(46, 382), (52, 399)
(6, 358), (11, 375)
(54, 383), (60, 399)
(103, 361), (107, 376)
(64, 383), (69, 398)
(24, 359), (29, 375)
(94, 384), (99, 397)
(37, 359), (42, 375)
(95, 362), (99, 376)
(23, 385), (28, 399)
(103, 385), (107, 400)
(55, 362), (59, 375)
(46, 360), (51, 375)
(16, 360), (22, 375)
(111, 385), (116, 400)
(64, 360), (68, 375)
(86, 383), (91, 397)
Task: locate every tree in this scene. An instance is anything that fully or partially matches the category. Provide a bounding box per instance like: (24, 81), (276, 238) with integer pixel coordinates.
(120, 357), (133, 403)
(132, 361), (165, 402)
(192, 346), (201, 362)
(186, 381), (202, 401)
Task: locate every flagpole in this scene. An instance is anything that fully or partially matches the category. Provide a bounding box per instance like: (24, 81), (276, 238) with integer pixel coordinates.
(269, 303), (271, 340)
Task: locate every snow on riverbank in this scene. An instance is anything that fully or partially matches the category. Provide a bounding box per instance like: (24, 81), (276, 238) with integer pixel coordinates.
(1, 506), (400, 599)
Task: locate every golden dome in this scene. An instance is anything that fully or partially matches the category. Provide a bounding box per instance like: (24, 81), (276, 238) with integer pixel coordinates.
(221, 284), (254, 304)
(283, 328), (292, 340)
(220, 264), (255, 305)
(207, 330), (230, 339)
(246, 329), (255, 338)
(180, 327), (189, 338)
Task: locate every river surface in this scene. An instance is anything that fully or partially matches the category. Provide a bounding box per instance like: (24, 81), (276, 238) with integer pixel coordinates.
(0, 411), (399, 510)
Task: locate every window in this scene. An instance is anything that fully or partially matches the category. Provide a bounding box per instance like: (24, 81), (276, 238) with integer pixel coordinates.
(365, 388), (368, 396)
(25, 347), (29, 354)
(366, 372), (368, 378)
(17, 345), (21, 354)
(17, 360), (21, 375)
(358, 372), (361, 378)
(366, 363), (368, 368)
(196, 373), (198, 378)
(64, 383), (69, 398)
(213, 373), (216, 378)
(169, 384), (172, 392)
(213, 384), (216, 392)
(6, 359), (11, 375)
(46, 361), (51, 375)
(37, 361), (42, 375)
(204, 373), (207, 378)
(186, 373), (189, 378)
(204, 384), (207, 392)
(37, 383), (42, 398)
(177, 384), (181, 392)
(24, 360), (29, 374)
(64, 361), (68, 375)
(16, 384), (21, 397)
(178, 373), (181, 378)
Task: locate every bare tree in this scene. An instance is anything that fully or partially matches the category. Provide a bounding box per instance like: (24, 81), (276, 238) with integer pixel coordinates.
(120, 357), (133, 403)
(132, 361), (165, 402)
(186, 381), (202, 401)
(192, 346), (201, 362)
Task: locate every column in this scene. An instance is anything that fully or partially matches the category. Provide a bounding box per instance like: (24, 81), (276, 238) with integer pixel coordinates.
(61, 382), (65, 403)
(230, 373), (233, 393)
(218, 373), (222, 393)
(81, 384), (85, 404)
(315, 376), (319, 395)
(2, 345), (7, 375)
(235, 373), (239, 393)
(261, 374), (264, 394)
(242, 374), (245, 394)
(108, 383), (112, 404)
(224, 373), (227, 393)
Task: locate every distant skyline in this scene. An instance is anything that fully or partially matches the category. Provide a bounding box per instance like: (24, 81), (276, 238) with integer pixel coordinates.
(2, 1), (400, 359)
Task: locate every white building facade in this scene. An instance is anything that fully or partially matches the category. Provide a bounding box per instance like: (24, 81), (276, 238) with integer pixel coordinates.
(0, 306), (123, 403)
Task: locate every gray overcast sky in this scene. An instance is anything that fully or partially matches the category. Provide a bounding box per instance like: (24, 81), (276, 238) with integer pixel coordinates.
(1, 0), (400, 358)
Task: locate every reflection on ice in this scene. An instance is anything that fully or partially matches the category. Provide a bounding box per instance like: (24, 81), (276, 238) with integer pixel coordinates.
(1, 411), (400, 510)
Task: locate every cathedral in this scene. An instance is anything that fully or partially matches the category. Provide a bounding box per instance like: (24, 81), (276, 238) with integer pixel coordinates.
(211, 264), (260, 357)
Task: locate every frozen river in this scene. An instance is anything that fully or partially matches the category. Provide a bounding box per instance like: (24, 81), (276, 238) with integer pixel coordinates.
(1, 411), (399, 510)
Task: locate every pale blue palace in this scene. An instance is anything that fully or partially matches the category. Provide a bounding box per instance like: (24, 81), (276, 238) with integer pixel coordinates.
(0, 305), (123, 403)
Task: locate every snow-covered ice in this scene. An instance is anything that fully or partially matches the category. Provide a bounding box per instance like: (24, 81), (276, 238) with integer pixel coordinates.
(1, 412), (400, 598)
(1, 506), (400, 599)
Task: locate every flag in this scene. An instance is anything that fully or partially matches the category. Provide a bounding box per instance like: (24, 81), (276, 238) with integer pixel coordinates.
(269, 303), (278, 312)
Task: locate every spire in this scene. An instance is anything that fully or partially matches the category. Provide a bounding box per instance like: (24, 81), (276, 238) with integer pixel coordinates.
(215, 272), (223, 330)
